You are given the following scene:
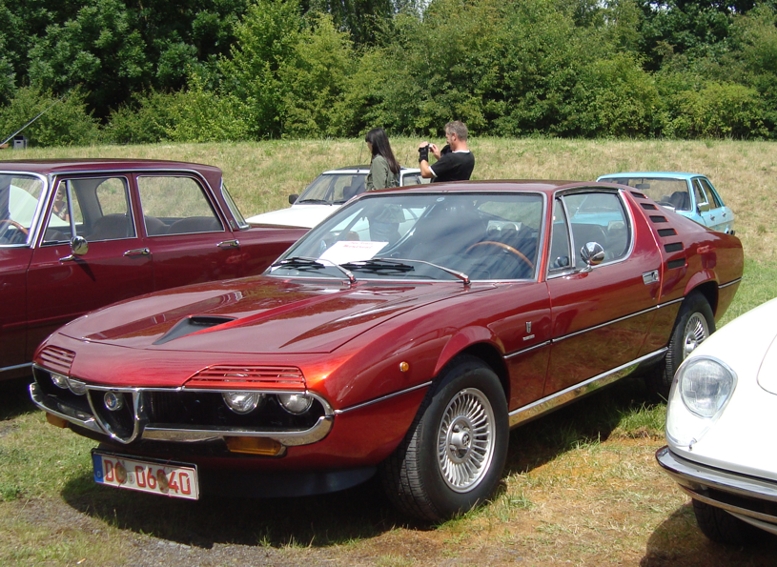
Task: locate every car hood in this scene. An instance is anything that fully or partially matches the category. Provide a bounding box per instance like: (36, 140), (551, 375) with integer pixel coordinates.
(58, 276), (479, 355)
(245, 204), (339, 229)
(756, 300), (777, 395)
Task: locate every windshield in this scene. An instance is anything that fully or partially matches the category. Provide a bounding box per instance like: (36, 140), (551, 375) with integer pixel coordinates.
(600, 177), (690, 211)
(271, 192), (544, 281)
(296, 172), (367, 205)
(0, 173), (45, 245)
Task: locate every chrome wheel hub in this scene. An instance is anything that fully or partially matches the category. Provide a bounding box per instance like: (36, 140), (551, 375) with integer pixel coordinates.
(437, 388), (495, 492)
(683, 313), (710, 358)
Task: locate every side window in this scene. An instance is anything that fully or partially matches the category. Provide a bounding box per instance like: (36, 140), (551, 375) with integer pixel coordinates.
(564, 192), (630, 267)
(697, 178), (722, 208)
(692, 180), (710, 212)
(45, 177), (134, 243)
(137, 176), (223, 236)
(549, 198), (571, 272)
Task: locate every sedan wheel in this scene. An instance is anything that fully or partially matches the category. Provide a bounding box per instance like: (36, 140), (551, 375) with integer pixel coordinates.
(380, 355), (508, 522)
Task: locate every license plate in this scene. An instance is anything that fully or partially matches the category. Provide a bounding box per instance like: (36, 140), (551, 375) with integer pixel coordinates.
(92, 451), (199, 500)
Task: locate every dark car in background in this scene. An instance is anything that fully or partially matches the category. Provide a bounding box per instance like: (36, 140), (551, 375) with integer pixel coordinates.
(1, 159), (306, 381)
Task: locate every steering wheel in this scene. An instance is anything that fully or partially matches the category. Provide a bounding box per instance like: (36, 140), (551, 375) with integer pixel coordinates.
(465, 241), (534, 270)
(0, 219), (29, 243)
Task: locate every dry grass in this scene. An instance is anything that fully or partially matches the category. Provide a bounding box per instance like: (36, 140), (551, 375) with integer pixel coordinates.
(20, 137), (777, 263)
(2, 138), (777, 566)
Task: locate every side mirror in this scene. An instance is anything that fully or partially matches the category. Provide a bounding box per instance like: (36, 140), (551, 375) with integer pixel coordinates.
(288, 194), (299, 205)
(60, 235), (89, 262)
(580, 242), (605, 270)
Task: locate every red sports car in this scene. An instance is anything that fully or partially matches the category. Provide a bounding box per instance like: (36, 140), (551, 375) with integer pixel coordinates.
(29, 180), (743, 521)
(1, 159), (306, 382)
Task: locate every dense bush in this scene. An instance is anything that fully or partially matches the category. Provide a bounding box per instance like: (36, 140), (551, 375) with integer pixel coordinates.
(0, 88), (100, 147)
(4, 0), (777, 143)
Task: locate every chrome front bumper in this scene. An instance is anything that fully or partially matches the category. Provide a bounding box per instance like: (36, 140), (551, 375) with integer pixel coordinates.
(656, 446), (777, 535)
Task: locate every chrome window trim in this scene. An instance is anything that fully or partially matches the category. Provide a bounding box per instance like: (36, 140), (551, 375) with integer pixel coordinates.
(0, 171), (49, 248)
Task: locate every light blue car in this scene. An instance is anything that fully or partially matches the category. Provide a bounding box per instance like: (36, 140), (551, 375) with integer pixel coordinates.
(597, 172), (735, 234)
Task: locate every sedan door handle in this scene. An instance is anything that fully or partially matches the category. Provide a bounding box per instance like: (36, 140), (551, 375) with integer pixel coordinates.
(217, 239), (240, 249)
(124, 248), (151, 257)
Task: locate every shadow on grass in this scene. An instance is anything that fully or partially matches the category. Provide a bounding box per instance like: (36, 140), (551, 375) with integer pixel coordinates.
(504, 373), (662, 477)
(641, 503), (777, 567)
(0, 376), (36, 421)
(58, 374), (660, 549)
(62, 472), (424, 549)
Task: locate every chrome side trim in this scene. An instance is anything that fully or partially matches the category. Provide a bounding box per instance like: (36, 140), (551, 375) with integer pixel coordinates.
(552, 301), (677, 344)
(504, 340), (551, 360)
(719, 277), (742, 289)
(336, 380), (433, 415)
(657, 446), (777, 528)
(507, 348), (667, 427)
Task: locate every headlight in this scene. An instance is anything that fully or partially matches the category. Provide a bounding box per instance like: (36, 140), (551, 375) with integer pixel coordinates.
(666, 356), (737, 449)
(680, 357), (736, 417)
(50, 372), (69, 389)
(222, 392), (265, 414)
(277, 393), (313, 415)
(66, 377), (87, 396)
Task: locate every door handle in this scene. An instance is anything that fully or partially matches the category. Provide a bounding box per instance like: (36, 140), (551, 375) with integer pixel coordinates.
(217, 239), (240, 249)
(124, 248), (151, 257)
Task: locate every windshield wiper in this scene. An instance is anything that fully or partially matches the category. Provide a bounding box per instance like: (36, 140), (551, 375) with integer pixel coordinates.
(270, 256), (355, 283)
(343, 257), (470, 285)
(296, 198), (332, 205)
(341, 258), (415, 274)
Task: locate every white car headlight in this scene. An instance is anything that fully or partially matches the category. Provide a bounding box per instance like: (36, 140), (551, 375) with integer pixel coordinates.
(666, 356), (737, 449)
(679, 357), (736, 417)
(222, 392), (265, 414)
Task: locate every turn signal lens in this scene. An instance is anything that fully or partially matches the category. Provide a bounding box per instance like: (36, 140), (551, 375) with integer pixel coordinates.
(277, 393), (313, 415)
(225, 436), (284, 456)
(222, 391), (265, 414)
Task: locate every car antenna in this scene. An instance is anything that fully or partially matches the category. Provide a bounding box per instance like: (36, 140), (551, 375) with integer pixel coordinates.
(0, 93), (67, 148)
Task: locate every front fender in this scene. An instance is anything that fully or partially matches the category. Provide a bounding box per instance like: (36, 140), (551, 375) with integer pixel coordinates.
(433, 325), (503, 377)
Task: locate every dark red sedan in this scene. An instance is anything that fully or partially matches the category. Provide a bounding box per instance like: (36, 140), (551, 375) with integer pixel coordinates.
(29, 180), (743, 520)
(1, 159), (306, 381)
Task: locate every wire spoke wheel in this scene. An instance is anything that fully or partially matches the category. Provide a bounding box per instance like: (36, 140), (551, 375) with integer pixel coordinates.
(436, 387), (495, 492)
(683, 312), (710, 358)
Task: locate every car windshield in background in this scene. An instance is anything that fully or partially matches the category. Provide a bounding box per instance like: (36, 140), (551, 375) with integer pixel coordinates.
(297, 172), (366, 205)
(599, 177), (691, 211)
(271, 192), (544, 281)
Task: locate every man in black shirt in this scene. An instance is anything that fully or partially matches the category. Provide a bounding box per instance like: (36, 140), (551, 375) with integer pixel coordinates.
(418, 121), (475, 182)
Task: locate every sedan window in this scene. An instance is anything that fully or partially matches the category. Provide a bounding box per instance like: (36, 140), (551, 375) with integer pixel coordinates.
(43, 177), (135, 243)
(138, 176), (223, 235)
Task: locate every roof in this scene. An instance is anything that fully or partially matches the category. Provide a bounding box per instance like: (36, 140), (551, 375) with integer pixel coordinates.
(0, 158), (224, 190)
(598, 172), (704, 180)
(368, 179), (589, 198)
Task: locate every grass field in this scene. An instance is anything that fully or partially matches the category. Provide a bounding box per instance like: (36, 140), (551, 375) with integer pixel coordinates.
(2, 139), (777, 566)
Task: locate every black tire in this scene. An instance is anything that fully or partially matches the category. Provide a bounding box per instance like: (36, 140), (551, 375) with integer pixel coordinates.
(379, 355), (509, 522)
(692, 499), (759, 545)
(647, 292), (715, 399)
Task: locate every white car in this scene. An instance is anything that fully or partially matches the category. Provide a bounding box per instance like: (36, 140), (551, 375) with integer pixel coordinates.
(657, 296), (777, 544)
(247, 166), (426, 228)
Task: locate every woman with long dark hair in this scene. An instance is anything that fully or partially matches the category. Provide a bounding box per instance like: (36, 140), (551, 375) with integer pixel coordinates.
(365, 128), (400, 191)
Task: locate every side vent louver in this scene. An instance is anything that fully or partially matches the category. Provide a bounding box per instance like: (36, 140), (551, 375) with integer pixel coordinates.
(667, 259), (686, 270)
(658, 228), (676, 237)
(664, 242), (683, 253)
(641, 203), (657, 211)
(649, 215), (668, 223)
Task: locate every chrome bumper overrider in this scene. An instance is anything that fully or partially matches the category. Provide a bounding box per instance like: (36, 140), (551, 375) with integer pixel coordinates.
(29, 381), (334, 447)
(656, 446), (777, 535)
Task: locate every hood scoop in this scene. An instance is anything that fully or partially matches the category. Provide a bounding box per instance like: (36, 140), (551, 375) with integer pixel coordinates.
(153, 315), (236, 345)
